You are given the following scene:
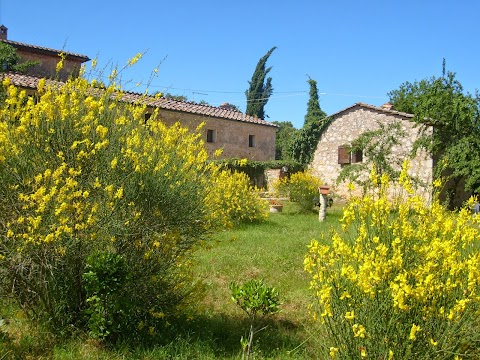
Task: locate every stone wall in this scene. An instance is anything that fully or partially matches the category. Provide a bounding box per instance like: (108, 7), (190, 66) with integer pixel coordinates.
(155, 109), (277, 161)
(309, 106), (433, 200)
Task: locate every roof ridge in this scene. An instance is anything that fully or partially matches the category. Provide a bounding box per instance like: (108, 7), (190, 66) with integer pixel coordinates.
(1, 39), (90, 61)
(3, 72), (277, 127)
(327, 102), (415, 119)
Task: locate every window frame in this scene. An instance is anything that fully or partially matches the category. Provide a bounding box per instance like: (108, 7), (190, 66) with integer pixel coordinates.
(206, 129), (216, 143)
(248, 134), (256, 148)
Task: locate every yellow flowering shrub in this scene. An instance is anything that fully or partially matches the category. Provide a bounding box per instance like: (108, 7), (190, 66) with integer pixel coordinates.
(205, 169), (269, 229)
(274, 171), (322, 212)
(305, 163), (480, 359)
(0, 74), (216, 336)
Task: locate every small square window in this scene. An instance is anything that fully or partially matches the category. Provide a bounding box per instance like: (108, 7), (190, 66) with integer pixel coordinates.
(351, 150), (363, 163)
(249, 135), (256, 148)
(207, 129), (216, 143)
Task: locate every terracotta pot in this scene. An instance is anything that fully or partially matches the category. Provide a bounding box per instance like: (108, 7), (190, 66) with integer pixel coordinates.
(319, 185), (330, 195)
(269, 204), (283, 213)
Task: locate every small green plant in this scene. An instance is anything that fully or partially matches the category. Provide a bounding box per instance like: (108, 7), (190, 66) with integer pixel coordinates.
(229, 279), (280, 359)
(83, 252), (129, 341)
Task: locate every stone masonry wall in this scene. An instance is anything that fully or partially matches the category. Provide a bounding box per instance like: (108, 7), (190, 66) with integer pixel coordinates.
(155, 109), (277, 161)
(309, 106), (433, 200)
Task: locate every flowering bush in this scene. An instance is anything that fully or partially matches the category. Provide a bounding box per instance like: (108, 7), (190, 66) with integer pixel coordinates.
(0, 72), (215, 336)
(205, 169), (268, 229)
(274, 171), (322, 212)
(305, 164), (480, 359)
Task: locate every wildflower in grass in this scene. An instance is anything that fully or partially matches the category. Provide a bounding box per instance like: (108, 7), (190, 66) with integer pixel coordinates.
(352, 323), (366, 338)
(409, 323), (421, 340)
(345, 310), (355, 321)
(329, 347), (339, 358)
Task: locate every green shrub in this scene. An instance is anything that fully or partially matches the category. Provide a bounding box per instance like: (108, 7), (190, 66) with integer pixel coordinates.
(206, 169), (269, 229)
(305, 165), (480, 359)
(83, 252), (129, 340)
(0, 72), (213, 337)
(230, 279), (281, 359)
(274, 171), (322, 212)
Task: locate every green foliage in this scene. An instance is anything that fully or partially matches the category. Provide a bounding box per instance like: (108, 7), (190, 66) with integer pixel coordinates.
(272, 121), (298, 160)
(389, 62), (480, 194)
(206, 169), (269, 228)
(306, 168), (480, 359)
(83, 252), (129, 340)
(245, 47), (276, 119)
(0, 42), (39, 73)
(289, 78), (328, 164)
(213, 158), (304, 187)
(274, 171), (322, 212)
(303, 78), (327, 127)
(230, 279), (281, 359)
(0, 75), (213, 336)
(163, 92), (189, 102)
(230, 279), (280, 320)
(336, 120), (408, 192)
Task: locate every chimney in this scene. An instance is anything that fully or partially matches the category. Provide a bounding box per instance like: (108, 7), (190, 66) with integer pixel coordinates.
(381, 102), (393, 111)
(0, 25), (7, 40)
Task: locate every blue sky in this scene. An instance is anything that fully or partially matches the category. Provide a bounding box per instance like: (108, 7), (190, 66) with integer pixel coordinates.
(1, 0), (479, 128)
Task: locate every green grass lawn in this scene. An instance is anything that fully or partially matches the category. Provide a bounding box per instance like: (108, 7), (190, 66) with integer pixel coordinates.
(0, 203), (343, 359)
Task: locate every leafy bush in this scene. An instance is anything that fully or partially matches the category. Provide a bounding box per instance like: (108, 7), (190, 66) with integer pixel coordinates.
(230, 279), (280, 359)
(83, 252), (129, 340)
(206, 169), (269, 229)
(274, 171), (322, 212)
(305, 164), (480, 359)
(0, 73), (214, 336)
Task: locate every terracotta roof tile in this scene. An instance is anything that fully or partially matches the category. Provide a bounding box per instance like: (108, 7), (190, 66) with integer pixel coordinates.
(327, 102), (415, 120)
(2, 72), (278, 127)
(0, 39), (90, 62)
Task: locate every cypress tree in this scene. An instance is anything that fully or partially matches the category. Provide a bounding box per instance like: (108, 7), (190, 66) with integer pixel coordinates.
(304, 78), (327, 126)
(245, 46), (276, 119)
(290, 78), (328, 164)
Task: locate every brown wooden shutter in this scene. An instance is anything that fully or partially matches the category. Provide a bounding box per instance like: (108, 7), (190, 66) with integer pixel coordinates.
(338, 146), (350, 164)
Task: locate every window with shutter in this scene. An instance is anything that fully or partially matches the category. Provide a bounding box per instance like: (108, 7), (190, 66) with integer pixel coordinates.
(351, 150), (363, 163)
(338, 146), (350, 164)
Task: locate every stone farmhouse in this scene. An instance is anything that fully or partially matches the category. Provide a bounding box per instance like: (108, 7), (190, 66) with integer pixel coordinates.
(0, 25), (277, 161)
(309, 102), (434, 200)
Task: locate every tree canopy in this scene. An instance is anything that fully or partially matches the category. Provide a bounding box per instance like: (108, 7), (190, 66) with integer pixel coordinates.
(389, 63), (480, 194)
(289, 78), (328, 164)
(272, 121), (298, 160)
(0, 42), (38, 73)
(303, 78), (327, 127)
(245, 47), (276, 119)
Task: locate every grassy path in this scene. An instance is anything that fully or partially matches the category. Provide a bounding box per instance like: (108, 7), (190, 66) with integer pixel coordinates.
(190, 204), (343, 359)
(0, 204), (343, 359)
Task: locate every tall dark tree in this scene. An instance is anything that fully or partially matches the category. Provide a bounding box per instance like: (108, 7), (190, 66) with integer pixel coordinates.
(303, 77), (327, 126)
(245, 46), (276, 119)
(272, 121), (298, 160)
(290, 78), (328, 164)
(388, 62), (480, 199)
